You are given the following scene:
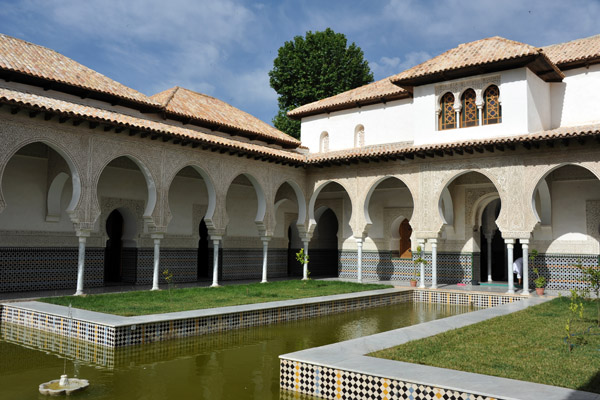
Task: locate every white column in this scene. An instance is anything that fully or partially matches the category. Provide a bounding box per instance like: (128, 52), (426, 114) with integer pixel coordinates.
(485, 232), (494, 282)
(151, 237), (161, 291)
(506, 239), (515, 294)
(429, 239), (438, 289)
(418, 239), (426, 288)
(302, 240), (309, 280)
(261, 237), (270, 283)
(211, 237), (221, 287)
(356, 238), (363, 283)
(74, 236), (87, 296)
(477, 104), (483, 126)
(521, 239), (530, 295)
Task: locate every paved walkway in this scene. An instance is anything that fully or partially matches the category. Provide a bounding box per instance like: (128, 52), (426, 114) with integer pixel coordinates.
(0, 276), (558, 301)
(281, 296), (600, 400)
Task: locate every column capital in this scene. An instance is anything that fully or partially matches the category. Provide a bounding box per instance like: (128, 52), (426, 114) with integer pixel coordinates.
(261, 236), (272, 243)
(354, 237), (363, 244)
(519, 238), (530, 245)
(427, 238), (437, 245)
(504, 238), (516, 245)
(208, 228), (226, 239)
(151, 233), (164, 240)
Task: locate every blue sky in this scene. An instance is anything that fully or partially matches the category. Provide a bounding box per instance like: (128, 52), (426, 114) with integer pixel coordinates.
(0, 0), (598, 126)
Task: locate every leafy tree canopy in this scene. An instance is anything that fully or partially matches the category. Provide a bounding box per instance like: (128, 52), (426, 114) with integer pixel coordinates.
(269, 28), (374, 139)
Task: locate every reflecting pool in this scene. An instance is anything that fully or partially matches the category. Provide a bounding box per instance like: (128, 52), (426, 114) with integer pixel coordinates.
(0, 302), (473, 399)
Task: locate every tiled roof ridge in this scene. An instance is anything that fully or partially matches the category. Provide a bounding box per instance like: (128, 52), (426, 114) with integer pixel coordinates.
(0, 33), (159, 108)
(0, 85), (304, 163)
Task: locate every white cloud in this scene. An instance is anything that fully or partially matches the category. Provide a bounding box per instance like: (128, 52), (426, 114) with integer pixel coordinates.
(370, 52), (430, 78)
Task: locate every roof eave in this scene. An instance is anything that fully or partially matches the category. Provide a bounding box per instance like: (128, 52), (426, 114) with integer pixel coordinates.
(391, 54), (563, 88)
(0, 68), (163, 113)
(287, 91), (411, 120)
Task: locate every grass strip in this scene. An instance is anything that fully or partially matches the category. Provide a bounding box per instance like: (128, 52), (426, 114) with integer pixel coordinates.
(41, 280), (392, 316)
(372, 297), (600, 393)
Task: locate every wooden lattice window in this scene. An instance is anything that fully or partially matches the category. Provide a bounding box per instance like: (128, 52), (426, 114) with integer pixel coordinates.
(460, 89), (478, 127)
(399, 219), (412, 258)
(483, 85), (501, 125)
(439, 92), (456, 130)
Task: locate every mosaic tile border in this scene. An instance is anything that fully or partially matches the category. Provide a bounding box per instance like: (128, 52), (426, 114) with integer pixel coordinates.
(280, 359), (499, 400)
(0, 290), (522, 349)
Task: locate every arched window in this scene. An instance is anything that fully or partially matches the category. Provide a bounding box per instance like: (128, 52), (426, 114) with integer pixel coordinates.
(399, 219), (412, 258)
(319, 131), (329, 152)
(439, 92), (456, 130)
(354, 125), (364, 148)
(483, 85), (501, 125)
(460, 89), (478, 127)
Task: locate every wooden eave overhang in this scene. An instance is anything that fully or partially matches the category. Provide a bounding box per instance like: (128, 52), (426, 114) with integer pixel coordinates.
(0, 97), (305, 167)
(0, 68), (163, 114)
(287, 91), (411, 120)
(162, 109), (299, 149)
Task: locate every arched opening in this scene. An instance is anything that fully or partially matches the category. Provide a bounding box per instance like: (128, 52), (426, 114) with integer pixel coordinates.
(354, 124), (365, 148)
(399, 219), (412, 258)
(198, 218), (209, 279)
(309, 208), (339, 277)
(478, 199), (509, 282)
(97, 156), (149, 286)
(224, 173), (265, 280)
(274, 181), (305, 278)
(308, 181), (352, 278)
(364, 176), (414, 281)
(319, 131), (330, 152)
(0, 142), (78, 293)
(440, 171), (511, 285)
(167, 165), (214, 283)
(104, 209), (124, 283)
(530, 164), (600, 290)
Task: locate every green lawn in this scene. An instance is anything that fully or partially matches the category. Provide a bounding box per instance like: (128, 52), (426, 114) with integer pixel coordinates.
(40, 280), (392, 316)
(372, 297), (600, 393)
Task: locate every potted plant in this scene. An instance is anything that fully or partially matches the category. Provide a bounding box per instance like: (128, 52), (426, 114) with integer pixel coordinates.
(411, 246), (425, 287)
(533, 267), (546, 295)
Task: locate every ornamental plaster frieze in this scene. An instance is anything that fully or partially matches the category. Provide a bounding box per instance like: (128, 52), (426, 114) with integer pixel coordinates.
(434, 74), (501, 107)
(586, 200), (600, 242)
(99, 197), (146, 242)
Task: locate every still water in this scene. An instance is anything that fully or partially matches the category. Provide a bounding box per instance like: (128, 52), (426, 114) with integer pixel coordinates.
(0, 302), (472, 400)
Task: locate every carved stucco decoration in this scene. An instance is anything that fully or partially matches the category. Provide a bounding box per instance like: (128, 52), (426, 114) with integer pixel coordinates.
(0, 118), (88, 223)
(434, 74), (501, 109)
(464, 187), (497, 239)
(99, 197), (146, 246)
(383, 207), (414, 247)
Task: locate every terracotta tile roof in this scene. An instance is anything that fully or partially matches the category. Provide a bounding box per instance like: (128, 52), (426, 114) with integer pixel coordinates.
(0, 34), (159, 108)
(390, 36), (563, 86)
(151, 87), (299, 147)
(542, 34), (600, 69)
(0, 85), (304, 164)
(287, 77), (409, 119)
(307, 124), (600, 164)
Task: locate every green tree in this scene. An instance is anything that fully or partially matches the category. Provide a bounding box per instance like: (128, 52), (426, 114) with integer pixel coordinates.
(269, 28), (374, 138)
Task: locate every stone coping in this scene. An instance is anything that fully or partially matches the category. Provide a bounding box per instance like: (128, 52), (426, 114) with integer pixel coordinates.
(1, 287), (405, 328)
(280, 297), (600, 400)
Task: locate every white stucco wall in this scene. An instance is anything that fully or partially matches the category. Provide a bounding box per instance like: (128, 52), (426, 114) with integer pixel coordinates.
(526, 68), (551, 132)
(225, 183), (260, 238)
(413, 69), (530, 146)
(167, 174), (209, 235)
(300, 98), (414, 153)
(550, 179), (600, 242)
(550, 64), (600, 128)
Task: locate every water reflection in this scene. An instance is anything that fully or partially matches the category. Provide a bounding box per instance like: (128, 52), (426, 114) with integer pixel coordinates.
(0, 302), (473, 400)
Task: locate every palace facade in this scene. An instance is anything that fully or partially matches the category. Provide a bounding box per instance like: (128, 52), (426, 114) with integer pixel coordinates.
(1, 34), (599, 295)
